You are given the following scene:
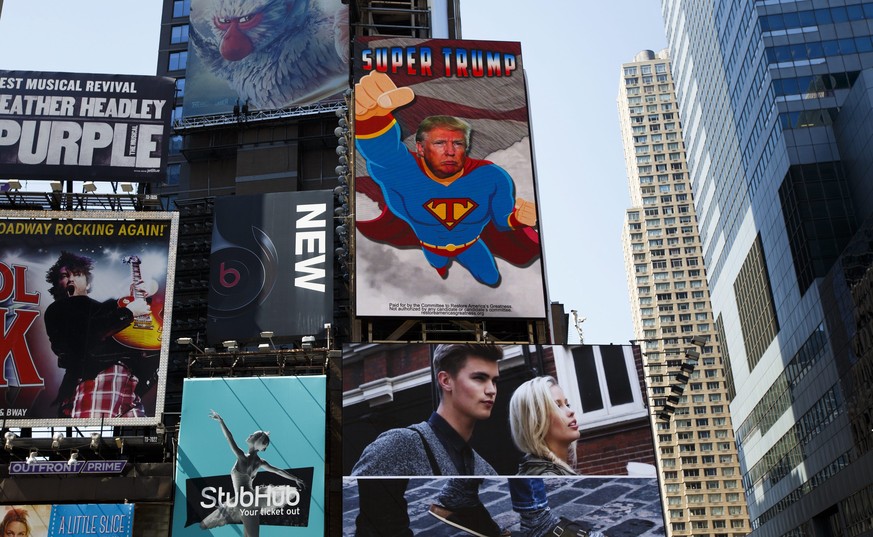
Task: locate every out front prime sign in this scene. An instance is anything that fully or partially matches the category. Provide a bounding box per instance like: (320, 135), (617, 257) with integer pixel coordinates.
(172, 376), (326, 536)
(0, 211), (178, 426)
(353, 38), (547, 318)
(207, 191), (333, 343)
(0, 70), (174, 181)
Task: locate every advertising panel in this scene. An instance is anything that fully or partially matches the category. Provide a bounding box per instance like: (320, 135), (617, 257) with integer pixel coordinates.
(0, 71), (174, 181)
(342, 344), (664, 536)
(0, 504), (134, 537)
(0, 211), (178, 426)
(207, 191), (333, 343)
(183, 0), (348, 117)
(172, 376), (326, 537)
(343, 344), (654, 476)
(353, 38), (547, 318)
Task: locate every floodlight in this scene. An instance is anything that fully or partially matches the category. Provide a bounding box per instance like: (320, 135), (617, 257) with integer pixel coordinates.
(68, 449), (79, 465)
(90, 432), (101, 450)
(120, 183), (135, 193)
(52, 432), (64, 450)
(4, 431), (16, 451)
(302, 335), (315, 349)
(26, 449), (38, 465)
(83, 181), (97, 192)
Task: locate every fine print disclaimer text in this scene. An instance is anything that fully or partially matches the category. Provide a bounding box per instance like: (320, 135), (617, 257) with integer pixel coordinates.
(388, 302), (512, 315)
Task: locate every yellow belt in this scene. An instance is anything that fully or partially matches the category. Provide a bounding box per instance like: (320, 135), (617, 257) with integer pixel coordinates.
(419, 236), (480, 253)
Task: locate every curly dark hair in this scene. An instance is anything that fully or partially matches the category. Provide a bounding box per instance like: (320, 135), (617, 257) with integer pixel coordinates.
(45, 251), (94, 300)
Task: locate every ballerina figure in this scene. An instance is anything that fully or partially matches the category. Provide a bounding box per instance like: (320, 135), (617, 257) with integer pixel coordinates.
(200, 409), (305, 537)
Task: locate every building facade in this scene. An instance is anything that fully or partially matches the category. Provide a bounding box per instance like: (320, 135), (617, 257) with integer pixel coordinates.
(660, 1), (873, 536)
(619, 49), (751, 537)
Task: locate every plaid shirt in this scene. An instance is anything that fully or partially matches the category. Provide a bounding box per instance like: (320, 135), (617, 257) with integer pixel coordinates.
(59, 364), (145, 418)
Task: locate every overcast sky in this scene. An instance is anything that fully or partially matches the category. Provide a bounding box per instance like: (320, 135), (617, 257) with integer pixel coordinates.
(0, 0), (668, 344)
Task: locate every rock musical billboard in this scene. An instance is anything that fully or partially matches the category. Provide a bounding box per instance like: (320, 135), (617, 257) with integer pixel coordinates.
(0, 211), (177, 426)
(0, 71), (174, 181)
(182, 0), (348, 117)
(353, 38), (547, 318)
(172, 376), (326, 537)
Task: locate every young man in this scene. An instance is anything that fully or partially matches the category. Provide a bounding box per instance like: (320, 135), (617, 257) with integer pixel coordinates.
(44, 251), (156, 418)
(352, 344), (505, 537)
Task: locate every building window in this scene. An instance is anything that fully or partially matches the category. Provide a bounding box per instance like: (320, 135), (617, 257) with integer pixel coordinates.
(734, 234), (779, 371)
(169, 51), (188, 71)
(169, 134), (183, 156)
(171, 24), (189, 44)
(175, 78), (185, 98)
(173, 0), (191, 17)
(165, 163), (181, 186)
(554, 346), (647, 430)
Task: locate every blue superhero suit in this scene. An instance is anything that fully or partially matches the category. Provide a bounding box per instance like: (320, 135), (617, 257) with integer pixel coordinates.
(356, 114), (539, 286)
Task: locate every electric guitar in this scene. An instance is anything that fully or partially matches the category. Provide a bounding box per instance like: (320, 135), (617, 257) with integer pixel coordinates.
(113, 255), (163, 350)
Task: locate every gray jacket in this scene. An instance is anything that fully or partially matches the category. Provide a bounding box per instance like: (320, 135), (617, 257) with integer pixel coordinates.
(351, 421), (497, 476)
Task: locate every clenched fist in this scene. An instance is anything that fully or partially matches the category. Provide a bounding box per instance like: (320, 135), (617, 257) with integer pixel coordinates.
(355, 72), (416, 121)
(514, 198), (537, 227)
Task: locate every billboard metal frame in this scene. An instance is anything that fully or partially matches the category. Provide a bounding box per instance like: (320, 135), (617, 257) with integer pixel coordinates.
(0, 210), (178, 427)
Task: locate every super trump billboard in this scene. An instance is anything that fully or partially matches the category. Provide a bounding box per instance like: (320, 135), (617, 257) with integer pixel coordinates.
(172, 376), (326, 537)
(0, 71), (174, 181)
(182, 0), (348, 117)
(353, 38), (547, 318)
(0, 211), (177, 426)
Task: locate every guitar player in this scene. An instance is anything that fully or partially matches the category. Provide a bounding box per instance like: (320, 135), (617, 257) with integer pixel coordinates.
(44, 251), (159, 418)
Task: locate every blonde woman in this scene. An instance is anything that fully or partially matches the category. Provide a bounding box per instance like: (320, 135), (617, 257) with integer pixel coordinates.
(509, 376), (580, 476)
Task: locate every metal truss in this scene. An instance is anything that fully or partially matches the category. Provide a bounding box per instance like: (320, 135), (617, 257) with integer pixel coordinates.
(174, 100), (346, 131)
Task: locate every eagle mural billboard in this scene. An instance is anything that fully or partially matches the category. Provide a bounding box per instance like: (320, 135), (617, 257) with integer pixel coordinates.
(353, 37), (547, 318)
(182, 0), (349, 117)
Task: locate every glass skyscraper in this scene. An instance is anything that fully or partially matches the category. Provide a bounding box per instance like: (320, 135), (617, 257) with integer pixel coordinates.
(660, 1), (873, 536)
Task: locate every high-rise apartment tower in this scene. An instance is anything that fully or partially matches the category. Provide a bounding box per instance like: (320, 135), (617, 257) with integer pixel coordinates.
(619, 48), (751, 537)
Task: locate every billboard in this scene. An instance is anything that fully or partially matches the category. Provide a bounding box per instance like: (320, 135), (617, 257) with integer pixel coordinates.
(172, 376), (326, 537)
(342, 344), (664, 536)
(343, 344), (655, 476)
(207, 191), (333, 343)
(0, 211), (178, 426)
(353, 38), (547, 318)
(183, 0), (348, 117)
(0, 71), (174, 181)
(0, 504), (134, 537)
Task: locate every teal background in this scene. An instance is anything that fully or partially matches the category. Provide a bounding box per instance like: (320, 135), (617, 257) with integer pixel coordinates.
(171, 376), (326, 536)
